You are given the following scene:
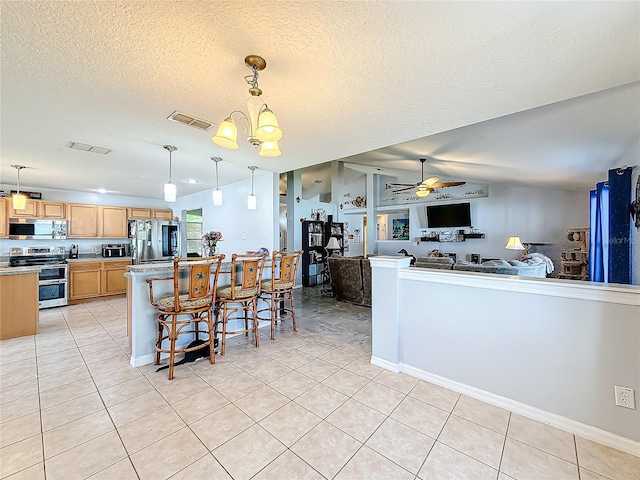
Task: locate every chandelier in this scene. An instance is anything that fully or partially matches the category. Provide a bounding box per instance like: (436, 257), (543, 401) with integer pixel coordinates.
(212, 55), (282, 157)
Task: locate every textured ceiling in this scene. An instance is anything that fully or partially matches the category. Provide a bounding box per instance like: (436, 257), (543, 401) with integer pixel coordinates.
(1, 1), (638, 200)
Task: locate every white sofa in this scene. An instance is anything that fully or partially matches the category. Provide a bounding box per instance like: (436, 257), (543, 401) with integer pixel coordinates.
(414, 257), (548, 278)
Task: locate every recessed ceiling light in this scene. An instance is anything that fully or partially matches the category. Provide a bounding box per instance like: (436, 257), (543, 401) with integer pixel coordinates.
(185, 179), (199, 184)
(97, 188), (107, 193)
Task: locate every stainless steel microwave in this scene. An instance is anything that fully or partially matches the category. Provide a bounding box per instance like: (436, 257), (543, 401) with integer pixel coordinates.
(9, 218), (68, 240)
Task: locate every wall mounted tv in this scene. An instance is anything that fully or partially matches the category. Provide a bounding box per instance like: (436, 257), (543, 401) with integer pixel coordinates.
(426, 203), (472, 228)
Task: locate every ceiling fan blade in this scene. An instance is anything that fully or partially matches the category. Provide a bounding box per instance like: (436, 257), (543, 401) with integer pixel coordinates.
(391, 186), (416, 193)
(386, 182), (418, 188)
(420, 176), (440, 187)
(431, 181), (466, 188)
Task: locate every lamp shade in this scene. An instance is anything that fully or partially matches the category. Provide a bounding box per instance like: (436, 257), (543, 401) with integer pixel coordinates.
(212, 188), (223, 207)
(326, 237), (341, 250)
(212, 118), (239, 150)
(163, 182), (177, 203)
(247, 193), (257, 210)
(505, 236), (525, 250)
(256, 107), (283, 142)
(258, 141), (282, 158)
(12, 193), (26, 210)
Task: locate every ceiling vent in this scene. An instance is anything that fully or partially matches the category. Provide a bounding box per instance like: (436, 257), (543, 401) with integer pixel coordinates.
(167, 111), (215, 131)
(67, 142), (111, 154)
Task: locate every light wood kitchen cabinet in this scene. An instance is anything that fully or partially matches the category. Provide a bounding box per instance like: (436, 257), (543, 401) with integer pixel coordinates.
(0, 198), (7, 238)
(98, 206), (127, 237)
(8, 199), (38, 218)
(101, 260), (131, 294)
(69, 262), (102, 299)
(39, 201), (65, 218)
(8, 200), (65, 219)
(69, 259), (131, 301)
(154, 209), (173, 220)
(0, 272), (39, 339)
(127, 207), (153, 220)
(68, 204), (98, 237)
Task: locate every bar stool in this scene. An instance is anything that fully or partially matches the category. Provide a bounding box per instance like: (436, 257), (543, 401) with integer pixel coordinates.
(146, 255), (224, 379)
(258, 250), (302, 340)
(215, 253), (267, 356)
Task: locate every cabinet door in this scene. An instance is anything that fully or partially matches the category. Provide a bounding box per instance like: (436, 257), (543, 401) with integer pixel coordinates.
(153, 209), (173, 220)
(40, 202), (65, 219)
(69, 263), (101, 299)
(99, 206), (127, 237)
(9, 199), (38, 218)
(127, 207), (152, 220)
(68, 204), (98, 237)
(101, 262), (129, 294)
(0, 198), (7, 238)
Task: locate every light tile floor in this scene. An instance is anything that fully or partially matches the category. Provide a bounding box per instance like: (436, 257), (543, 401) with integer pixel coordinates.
(1, 288), (638, 480)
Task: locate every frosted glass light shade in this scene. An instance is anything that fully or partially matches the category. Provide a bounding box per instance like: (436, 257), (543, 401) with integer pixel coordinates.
(212, 188), (223, 207)
(12, 193), (26, 210)
(247, 194), (257, 210)
(258, 141), (282, 157)
(163, 182), (177, 203)
(505, 236), (525, 250)
(256, 107), (282, 142)
(212, 118), (239, 149)
(415, 187), (430, 198)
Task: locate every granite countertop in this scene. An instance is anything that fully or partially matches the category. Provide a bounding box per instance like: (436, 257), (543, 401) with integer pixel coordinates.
(66, 257), (133, 263)
(0, 265), (42, 276)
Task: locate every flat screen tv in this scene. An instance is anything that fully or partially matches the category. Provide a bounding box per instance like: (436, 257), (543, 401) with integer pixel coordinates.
(427, 203), (472, 228)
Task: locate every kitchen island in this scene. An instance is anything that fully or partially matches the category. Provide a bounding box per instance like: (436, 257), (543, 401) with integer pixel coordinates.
(0, 266), (41, 339)
(125, 261), (272, 367)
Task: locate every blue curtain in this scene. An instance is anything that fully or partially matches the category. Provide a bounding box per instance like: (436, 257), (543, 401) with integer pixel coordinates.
(589, 167), (633, 284)
(589, 182), (609, 282)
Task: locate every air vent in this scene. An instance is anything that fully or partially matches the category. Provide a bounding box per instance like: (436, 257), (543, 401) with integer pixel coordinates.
(67, 142), (111, 154)
(167, 111), (215, 131)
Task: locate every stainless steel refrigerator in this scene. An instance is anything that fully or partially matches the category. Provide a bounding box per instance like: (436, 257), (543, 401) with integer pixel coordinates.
(129, 219), (181, 264)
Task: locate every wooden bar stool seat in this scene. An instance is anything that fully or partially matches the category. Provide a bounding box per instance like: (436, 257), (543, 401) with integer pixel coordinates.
(215, 253), (267, 356)
(146, 255), (224, 379)
(258, 250), (302, 340)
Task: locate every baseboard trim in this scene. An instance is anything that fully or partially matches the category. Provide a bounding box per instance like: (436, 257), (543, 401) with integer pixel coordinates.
(370, 355), (400, 373)
(371, 360), (639, 457)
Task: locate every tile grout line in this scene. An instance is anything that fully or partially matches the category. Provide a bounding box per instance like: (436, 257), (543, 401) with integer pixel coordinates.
(497, 412), (512, 477)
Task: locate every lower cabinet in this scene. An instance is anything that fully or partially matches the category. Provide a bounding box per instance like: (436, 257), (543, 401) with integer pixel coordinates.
(69, 260), (132, 301)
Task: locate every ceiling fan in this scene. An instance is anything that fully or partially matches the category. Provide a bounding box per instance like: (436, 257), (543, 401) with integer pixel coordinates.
(386, 158), (466, 197)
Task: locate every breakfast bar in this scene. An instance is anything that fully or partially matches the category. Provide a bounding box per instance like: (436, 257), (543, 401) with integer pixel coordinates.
(125, 260), (272, 367)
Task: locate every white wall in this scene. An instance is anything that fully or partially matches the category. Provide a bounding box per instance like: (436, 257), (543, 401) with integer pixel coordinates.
(172, 173), (277, 258)
(375, 183), (589, 272)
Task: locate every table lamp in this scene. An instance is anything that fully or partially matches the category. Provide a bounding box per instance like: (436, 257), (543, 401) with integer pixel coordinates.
(505, 236), (525, 256)
(326, 237), (341, 255)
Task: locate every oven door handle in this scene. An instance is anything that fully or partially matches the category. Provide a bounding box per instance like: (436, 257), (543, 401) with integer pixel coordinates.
(39, 279), (68, 286)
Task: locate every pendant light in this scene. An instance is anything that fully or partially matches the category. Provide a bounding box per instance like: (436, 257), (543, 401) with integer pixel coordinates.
(211, 157), (223, 207)
(247, 166), (257, 210)
(11, 165), (27, 210)
(163, 145), (177, 203)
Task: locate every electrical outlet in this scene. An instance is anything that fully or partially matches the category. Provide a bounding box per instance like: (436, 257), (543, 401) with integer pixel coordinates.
(92, 246), (98, 254)
(615, 386), (636, 409)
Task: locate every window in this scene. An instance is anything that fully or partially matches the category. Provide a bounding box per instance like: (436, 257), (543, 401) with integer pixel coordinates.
(185, 208), (203, 256)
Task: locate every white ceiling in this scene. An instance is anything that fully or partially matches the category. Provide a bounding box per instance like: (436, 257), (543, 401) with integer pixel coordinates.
(1, 1), (638, 200)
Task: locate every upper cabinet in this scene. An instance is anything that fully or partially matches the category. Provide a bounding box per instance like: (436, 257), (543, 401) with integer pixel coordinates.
(128, 207), (152, 220)
(67, 204), (98, 237)
(0, 198), (7, 238)
(154, 209), (173, 221)
(98, 206), (127, 237)
(8, 200), (65, 219)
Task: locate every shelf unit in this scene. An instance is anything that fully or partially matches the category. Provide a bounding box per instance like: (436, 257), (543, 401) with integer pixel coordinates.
(301, 218), (345, 287)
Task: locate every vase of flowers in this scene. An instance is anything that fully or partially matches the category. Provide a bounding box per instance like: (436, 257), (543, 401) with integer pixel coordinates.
(202, 231), (222, 256)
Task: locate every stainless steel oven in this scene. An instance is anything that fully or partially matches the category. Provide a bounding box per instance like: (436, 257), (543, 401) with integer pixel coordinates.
(9, 246), (68, 309)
